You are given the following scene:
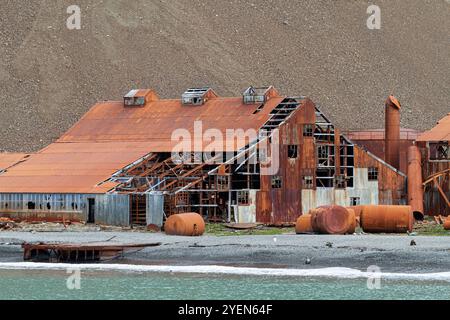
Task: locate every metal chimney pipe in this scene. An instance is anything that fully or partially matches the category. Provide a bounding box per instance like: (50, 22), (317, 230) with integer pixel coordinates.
(407, 146), (424, 220)
(385, 95), (401, 169)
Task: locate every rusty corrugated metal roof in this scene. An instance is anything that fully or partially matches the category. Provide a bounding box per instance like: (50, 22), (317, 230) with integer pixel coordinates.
(0, 153), (29, 170)
(58, 96), (284, 147)
(0, 93), (288, 193)
(0, 142), (158, 194)
(417, 113), (450, 142)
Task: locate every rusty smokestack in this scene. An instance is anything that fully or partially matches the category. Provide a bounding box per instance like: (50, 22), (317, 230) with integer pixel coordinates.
(407, 146), (424, 220)
(385, 95), (401, 169)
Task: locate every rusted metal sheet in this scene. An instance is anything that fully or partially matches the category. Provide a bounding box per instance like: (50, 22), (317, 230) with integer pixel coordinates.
(344, 128), (421, 173)
(385, 96), (401, 170)
(58, 96), (284, 149)
(0, 153), (30, 171)
(417, 113), (450, 142)
(407, 146), (424, 219)
(354, 146), (406, 205)
(0, 142), (156, 194)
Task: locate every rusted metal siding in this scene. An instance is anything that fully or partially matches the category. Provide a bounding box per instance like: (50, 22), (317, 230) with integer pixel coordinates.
(256, 99), (316, 225)
(354, 146), (406, 205)
(417, 141), (450, 216)
(344, 129), (420, 174)
(416, 113), (450, 216)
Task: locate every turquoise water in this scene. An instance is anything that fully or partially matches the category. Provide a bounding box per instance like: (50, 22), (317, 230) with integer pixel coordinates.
(1, 269), (450, 300)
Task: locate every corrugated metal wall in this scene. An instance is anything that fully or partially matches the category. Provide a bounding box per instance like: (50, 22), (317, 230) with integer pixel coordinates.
(95, 194), (130, 227)
(0, 193), (131, 226)
(146, 192), (164, 228)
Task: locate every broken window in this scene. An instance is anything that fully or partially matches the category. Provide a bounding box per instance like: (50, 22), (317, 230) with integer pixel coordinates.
(350, 197), (361, 206)
(302, 176), (314, 189)
(27, 201), (36, 210)
(271, 176), (282, 189)
(303, 124), (314, 137)
(216, 176), (229, 191)
(237, 191), (250, 205)
(368, 167), (379, 181)
(318, 145), (329, 159)
(334, 175), (346, 189)
(288, 145), (298, 159)
(429, 142), (450, 161)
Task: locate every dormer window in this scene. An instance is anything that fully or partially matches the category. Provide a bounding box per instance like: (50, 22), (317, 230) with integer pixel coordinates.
(243, 86), (279, 105)
(181, 87), (217, 106)
(123, 89), (157, 107)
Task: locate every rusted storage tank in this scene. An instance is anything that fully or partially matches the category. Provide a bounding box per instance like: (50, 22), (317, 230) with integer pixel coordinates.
(360, 205), (414, 234)
(444, 219), (450, 231)
(385, 95), (401, 170)
(164, 213), (205, 236)
(346, 209), (357, 234)
(347, 206), (363, 218)
(295, 214), (313, 234)
(311, 206), (351, 235)
(407, 146), (424, 220)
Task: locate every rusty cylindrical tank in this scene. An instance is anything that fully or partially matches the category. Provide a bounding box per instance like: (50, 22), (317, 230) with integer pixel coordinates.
(385, 95), (401, 170)
(444, 219), (450, 231)
(360, 205), (414, 234)
(295, 214), (313, 234)
(164, 213), (205, 236)
(311, 206), (351, 235)
(407, 146), (424, 220)
(346, 206), (363, 218)
(346, 208), (357, 234)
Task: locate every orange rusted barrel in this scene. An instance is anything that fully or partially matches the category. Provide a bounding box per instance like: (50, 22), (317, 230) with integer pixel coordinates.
(347, 208), (357, 234)
(310, 206), (351, 235)
(347, 206), (363, 218)
(295, 214), (313, 234)
(444, 219), (450, 231)
(164, 213), (205, 236)
(385, 95), (401, 170)
(407, 146), (424, 220)
(360, 205), (414, 234)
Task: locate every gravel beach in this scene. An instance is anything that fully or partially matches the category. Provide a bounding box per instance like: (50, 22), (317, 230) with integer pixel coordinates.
(1, 231), (449, 273)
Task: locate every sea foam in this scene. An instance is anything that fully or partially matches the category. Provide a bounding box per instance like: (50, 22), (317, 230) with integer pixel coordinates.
(0, 262), (450, 282)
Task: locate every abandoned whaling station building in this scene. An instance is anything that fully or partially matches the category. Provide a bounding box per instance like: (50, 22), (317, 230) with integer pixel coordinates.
(0, 87), (423, 227)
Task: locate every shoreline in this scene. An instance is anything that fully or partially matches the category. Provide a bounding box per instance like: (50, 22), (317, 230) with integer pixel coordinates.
(1, 231), (450, 273)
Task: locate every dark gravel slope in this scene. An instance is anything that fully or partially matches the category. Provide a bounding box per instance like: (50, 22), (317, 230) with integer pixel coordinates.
(0, 0), (449, 152)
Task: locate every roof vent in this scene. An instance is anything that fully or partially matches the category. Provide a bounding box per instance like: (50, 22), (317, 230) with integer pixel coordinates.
(243, 86), (279, 104)
(124, 89), (158, 107)
(181, 87), (217, 106)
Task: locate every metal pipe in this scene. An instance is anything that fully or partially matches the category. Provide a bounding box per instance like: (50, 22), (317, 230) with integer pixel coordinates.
(385, 95), (401, 170)
(407, 146), (424, 220)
